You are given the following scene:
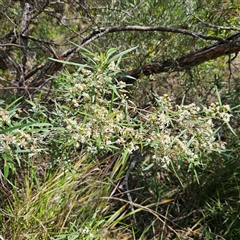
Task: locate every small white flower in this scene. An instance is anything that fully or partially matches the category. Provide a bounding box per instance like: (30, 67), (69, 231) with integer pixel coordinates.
(82, 68), (92, 76)
(75, 83), (84, 91)
(0, 143), (10, 152)
(72, 99), (79, 107)
(106, 140), (112, 145)
(118, 81), (126, 89)
(108, 61), (116, 71)
(82, 92), (90, 100)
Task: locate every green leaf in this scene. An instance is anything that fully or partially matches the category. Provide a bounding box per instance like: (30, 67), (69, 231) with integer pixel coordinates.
(49, 58), (91, 68)
(106, 48), (118, 62)
(109, 46), (138, 63)
(69, 41), (96, 57)
(106, 111), (121, 120)
(0, 122), (52, 134)
(110, 84), (121, 98)
(143, 162), (154, 171)
(3, 165), (10, 180)
(5, 97), (23, 110)
(226, 122), (237, 136)
(68, 234), (79, 240)
(215, 86), (222, 107)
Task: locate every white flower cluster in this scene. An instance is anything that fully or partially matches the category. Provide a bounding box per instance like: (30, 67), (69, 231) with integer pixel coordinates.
(0, 107), (11, 126)
(0, 106), (41, 160)
(60, 61), (232, 169)
(0, 129), (40, 157)
(144, 96), (230, 168)
(62, 65), (138, 153)
(203, 102), (232, 123)
(79, 226), (95, 238)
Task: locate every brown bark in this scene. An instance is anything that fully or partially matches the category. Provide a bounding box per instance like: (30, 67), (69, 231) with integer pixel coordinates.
(30, 31), (240, 88)
(29, 54), (64, 87)
(38, 31), (240, 87)
(19, 2), (33, 85)
(121, 32), (240, 83)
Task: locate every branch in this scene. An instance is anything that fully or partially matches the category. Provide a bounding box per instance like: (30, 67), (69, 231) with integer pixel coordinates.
(121, 32), (240, 83)
(29, 55), (64, 87)
(62, 25), (229, 59)
(30, 26), (240, 89)
(193, 15), (240, 31)
(19, 2), (34, 85)
(82, 25), (227, 44)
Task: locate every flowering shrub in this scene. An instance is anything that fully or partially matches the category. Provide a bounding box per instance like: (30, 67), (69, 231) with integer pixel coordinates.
(0, 46), (233, 183)
(54, 46), (232, 173)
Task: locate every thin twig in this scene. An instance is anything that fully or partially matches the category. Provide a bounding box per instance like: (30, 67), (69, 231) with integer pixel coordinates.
(193, 15), (240, 31)
(81, 25), (227, 45)
(121, 150), (142, 225)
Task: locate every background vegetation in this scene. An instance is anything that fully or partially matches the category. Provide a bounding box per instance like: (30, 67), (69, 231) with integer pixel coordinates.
(0, 0), (240, 239)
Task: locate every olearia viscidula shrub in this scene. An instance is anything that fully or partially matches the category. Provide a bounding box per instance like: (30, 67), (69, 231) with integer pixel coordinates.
(52, 46), (233, 175)
(0, 46), (234, 185)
